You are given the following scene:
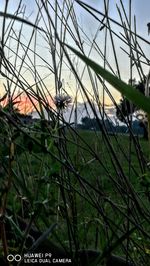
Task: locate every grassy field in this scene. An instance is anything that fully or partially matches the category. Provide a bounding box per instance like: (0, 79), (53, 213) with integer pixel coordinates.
(1, 128), (149, 264)
(1, 0), (150, 264)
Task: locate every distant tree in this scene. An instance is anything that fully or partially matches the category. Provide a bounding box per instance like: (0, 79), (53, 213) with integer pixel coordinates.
(132, 120), (145, 135)
(115, 125), (127, 134)
(80, 116), (116, 132)
(104, 118), (115, 132)
(116, 79), (148, 139)
(81, 116), (100, 130)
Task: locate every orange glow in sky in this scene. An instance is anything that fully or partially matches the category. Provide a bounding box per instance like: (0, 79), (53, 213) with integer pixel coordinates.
(0, 93), (55, 114)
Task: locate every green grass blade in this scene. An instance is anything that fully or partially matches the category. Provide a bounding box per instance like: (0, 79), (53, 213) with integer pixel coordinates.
(29, 223), (57, 252)
(65, 44), (150, 114)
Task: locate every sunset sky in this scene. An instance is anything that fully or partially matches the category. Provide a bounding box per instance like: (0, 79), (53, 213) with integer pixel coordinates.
(0, 0), (150, 114)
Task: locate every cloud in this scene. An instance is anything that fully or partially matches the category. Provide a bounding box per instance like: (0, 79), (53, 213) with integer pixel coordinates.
(31, 101), (116, 124)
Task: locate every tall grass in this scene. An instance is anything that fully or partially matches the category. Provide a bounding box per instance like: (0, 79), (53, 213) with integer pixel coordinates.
(0, 0), (150, 265)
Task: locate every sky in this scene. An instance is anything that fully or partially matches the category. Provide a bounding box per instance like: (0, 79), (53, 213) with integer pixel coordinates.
(0, 0), (150, 116)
